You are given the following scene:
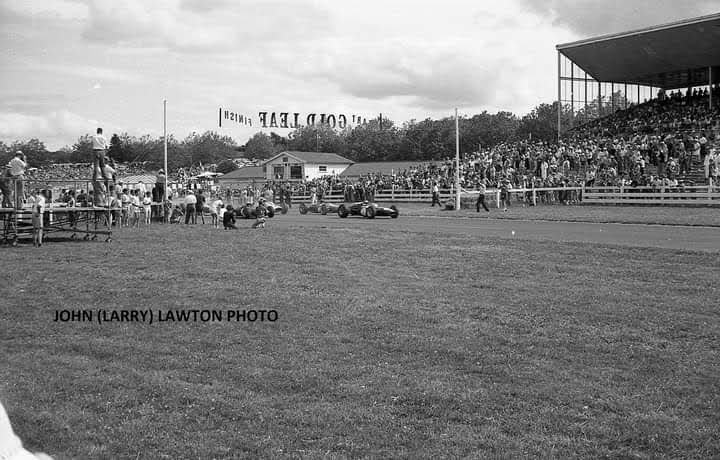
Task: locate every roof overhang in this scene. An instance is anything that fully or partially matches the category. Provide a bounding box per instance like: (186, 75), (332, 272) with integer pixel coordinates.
(557, 13), (720, 89)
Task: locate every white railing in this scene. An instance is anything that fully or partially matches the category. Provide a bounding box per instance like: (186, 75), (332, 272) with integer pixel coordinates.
(583, 185), (720, 206)
(290, 184), (720, 207)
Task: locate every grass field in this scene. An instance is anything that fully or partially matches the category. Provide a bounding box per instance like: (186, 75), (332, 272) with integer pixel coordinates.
(398, 202), (720, 226)
(1, 216), (719, 459)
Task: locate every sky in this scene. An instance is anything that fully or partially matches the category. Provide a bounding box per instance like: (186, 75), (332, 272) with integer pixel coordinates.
(1, 0), (718, 150)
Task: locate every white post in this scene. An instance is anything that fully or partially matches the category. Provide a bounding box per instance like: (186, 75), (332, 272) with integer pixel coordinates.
(455, 108), (460, 211)
(163, 100), (168, 220)
(710, 66), (713, 110)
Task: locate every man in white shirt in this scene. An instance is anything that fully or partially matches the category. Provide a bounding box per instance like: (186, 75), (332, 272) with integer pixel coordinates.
(184, 191), (197, 224)
(211, 198), (223, 228)
(92, 128), (109, 182)
(7, 151), (27, 208)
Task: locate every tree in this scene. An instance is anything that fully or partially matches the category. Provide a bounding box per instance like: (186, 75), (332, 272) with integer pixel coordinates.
(517, 102), (572, 143)
(244, 132), (276, 159)
(182, 131), (237, 166)
(345, 117), (401, 162)
(9, 139), (49, 166)
(108, 134), (125, 162)
(287, 124), (346, 154)
(215, 159), (239, 174)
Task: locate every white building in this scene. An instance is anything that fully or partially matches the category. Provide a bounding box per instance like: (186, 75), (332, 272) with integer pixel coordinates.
(262, 151), (353, 181)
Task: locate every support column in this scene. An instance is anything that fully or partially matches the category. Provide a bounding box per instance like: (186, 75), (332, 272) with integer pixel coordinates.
(557, 51), (562, 142)
(570, 62), (574, 128)
(710, 66), (713, 109)
(598, 81), (602, 116)
(611, 82), (615, 112)
(584, 72), (588, 123)
(624, 83), (628, 109)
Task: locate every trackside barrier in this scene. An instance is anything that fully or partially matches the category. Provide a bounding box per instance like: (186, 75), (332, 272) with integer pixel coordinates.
(583, 185), (720, 206)
(291, 187), (585, 209)
(292, 184), (720, 208)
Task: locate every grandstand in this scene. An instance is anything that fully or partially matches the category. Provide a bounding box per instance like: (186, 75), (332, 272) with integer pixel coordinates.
(556, 13), (720, 132)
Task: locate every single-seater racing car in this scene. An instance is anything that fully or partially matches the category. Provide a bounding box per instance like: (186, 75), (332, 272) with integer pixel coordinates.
(236, 200), (287, 219)
(337, 201), (399, 219)
(298, 202), (340, 215)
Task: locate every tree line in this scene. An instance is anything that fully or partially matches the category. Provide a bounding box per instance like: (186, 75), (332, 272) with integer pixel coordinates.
(1, 94), (632, 173)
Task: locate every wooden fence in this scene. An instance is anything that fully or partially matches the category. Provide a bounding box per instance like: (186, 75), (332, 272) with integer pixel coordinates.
(290, 184), (720, 207)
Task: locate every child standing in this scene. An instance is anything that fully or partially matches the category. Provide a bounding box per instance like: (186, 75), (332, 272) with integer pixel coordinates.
(32, 189), (46, 247)
(142, 191), (152, 226)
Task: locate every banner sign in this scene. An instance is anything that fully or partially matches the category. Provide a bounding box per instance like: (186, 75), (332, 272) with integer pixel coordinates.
(219, 107), (253, 127)
(219, 107), (370, 130)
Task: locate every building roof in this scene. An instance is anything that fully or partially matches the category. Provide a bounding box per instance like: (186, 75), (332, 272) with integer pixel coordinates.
(264, 151), (353, 165)
(217, 166), (264, 181)
(340, 161), (442, 177)
(557, 13), (720, 89)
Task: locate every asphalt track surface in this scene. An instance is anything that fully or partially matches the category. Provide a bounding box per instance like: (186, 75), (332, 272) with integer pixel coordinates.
(273, 212), (720, 253)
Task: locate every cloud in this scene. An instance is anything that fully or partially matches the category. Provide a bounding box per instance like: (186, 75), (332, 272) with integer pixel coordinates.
(517, 0), (720, 36)
(0, 110), (97, 150)
(80, 0), (333, 53)
(1, 0), (89, 21)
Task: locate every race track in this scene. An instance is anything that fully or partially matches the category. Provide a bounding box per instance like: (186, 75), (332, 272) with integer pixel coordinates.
(273, 213), (720, 253)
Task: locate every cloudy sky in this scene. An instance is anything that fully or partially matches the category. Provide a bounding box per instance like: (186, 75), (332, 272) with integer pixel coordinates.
(1, 0), (717, 150)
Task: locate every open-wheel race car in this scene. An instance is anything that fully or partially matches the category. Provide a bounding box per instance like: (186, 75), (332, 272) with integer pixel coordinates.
(298, 202), (340, 215)
(337, 201), (399, 219)
(236, 200), (287, 219)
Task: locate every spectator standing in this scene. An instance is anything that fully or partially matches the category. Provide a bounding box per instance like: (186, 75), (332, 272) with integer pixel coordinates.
(91, 128), (109, 182)
(8, 151), (26, 208)
(476, 180), (490, 212)
(184, 190), (197, 224)
(431, 182), (440, 207)
(142, 192), (152, 225)
(31, 189), (46, 246)
(0, 165), (13, 208)
(211, 197), (223, 229)
(500, 177), (511, 212)
(196, 190), (206, 224)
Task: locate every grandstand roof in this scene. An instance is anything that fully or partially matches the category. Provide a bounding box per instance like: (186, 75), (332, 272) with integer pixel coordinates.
(340, 161), (441, 178)
(557, 13), (720, 89)
(217, 166), (264, 181)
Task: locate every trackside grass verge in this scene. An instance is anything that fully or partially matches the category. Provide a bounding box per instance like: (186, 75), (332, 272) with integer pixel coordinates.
(394, 202), (720, 226)
(1, 223), (718, 458)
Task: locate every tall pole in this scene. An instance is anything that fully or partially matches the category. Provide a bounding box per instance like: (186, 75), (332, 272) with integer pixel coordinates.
(557, 51), (561, 143)
(455, 108), (460, 211)
(710, 66), (713, 110)
(163, 99), (168, 205)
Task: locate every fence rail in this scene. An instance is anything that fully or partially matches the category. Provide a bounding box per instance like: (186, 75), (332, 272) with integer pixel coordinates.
(289, 184), (720, 207)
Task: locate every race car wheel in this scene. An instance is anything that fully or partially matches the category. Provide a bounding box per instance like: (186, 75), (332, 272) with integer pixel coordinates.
(320, 204), (327, 215)
(299, 203), (308, 214)
(241, 206), (251, 218)
(365, 206), (376, 219)
(281, 205), (288, 214)
(267, 207), (275, 218)
(390, 205), (399, 218)
(338, 205), (348, 218)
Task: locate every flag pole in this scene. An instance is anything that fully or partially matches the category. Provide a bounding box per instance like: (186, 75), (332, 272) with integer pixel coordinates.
(163, 99), (168, 213)
(455, 108), (460, 211)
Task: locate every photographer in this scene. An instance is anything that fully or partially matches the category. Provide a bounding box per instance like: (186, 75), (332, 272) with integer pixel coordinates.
(7, 150), (27, 209)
